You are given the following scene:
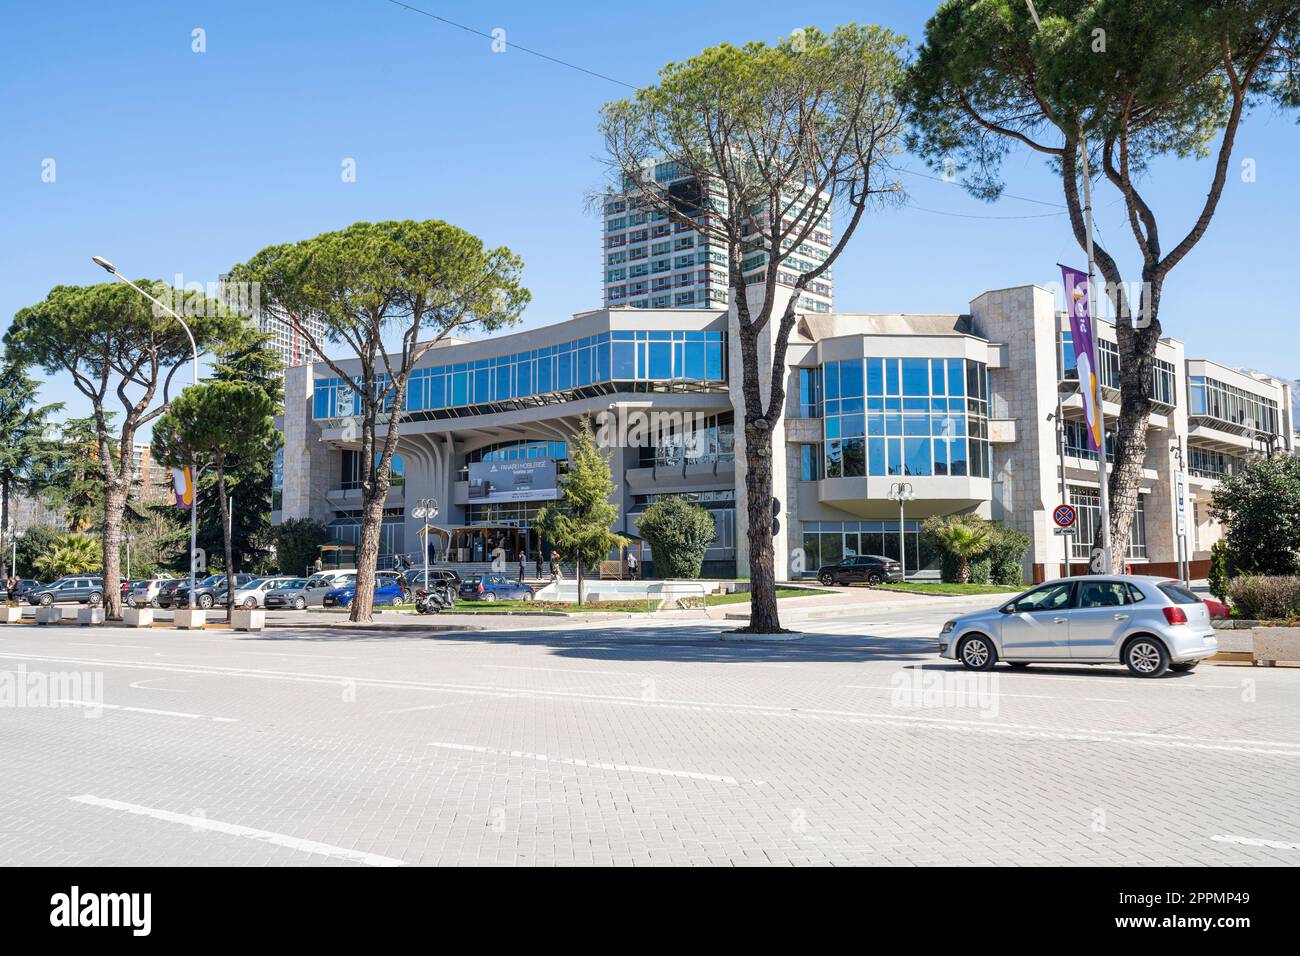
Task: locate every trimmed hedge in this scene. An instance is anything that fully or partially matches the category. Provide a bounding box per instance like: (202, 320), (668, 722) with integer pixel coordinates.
(1228, 575), (1300, 620)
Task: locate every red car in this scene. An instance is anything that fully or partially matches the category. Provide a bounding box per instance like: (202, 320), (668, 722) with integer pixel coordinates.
(1204, 598), (1229, 620)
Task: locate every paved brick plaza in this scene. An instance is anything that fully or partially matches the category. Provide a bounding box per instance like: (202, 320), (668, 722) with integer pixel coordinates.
(0, 603), (1296, 866)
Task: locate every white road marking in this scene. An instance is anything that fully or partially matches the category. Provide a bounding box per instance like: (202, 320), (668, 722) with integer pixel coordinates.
(479, 664), (645, 677)
(5, 651), (1295, 758)
(1212, 834), (1300, 851)
(128, 678), (186, 692)
(429, 741), (753, 785)
(69, 643), (146, 650)
(69, 795), (404, 866)
(846, 683), (1061, 701)
(56, 700), (236, 722)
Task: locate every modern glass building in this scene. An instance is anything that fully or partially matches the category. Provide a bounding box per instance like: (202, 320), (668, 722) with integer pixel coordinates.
(275, 284), (1294, 582)
(602, 159), (834, 314)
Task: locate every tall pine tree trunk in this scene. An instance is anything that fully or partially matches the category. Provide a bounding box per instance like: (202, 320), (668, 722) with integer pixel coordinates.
(743, 419), (782, 634)
(350, 491), (386, 623)
(101, 480), (127, 619)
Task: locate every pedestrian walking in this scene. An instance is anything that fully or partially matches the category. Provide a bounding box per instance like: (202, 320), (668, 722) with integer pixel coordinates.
(549, 550), (562, 582)
(517, 550), (527, 582)
(626, 551), (639, 580)
(535, 550), (543, 579)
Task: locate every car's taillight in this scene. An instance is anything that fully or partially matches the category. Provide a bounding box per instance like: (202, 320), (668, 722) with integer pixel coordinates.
(1162, 606), (1187, 625)
(477, 583), (484, 593)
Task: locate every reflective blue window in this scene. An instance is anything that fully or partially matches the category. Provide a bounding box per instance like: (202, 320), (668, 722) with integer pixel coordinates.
(315, 329), (726, 418)
(820, 357), (990, 480)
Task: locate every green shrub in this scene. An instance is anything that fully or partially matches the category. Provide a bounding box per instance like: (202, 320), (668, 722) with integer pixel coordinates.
(1207, 540), (1231, 603)
(635, 495), (717, 579)
(273, 518), (329, 577)
(926, 514), (1026, 586)
(1228, 575), (1300, 620)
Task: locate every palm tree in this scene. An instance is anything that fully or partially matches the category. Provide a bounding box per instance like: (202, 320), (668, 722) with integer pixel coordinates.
(929, 518), (990, 584)
(33, 533), (101, 579)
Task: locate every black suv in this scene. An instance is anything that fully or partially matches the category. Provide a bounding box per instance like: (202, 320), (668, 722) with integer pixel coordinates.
(816, 555), (904, 587)
(167, 573), (257, 610)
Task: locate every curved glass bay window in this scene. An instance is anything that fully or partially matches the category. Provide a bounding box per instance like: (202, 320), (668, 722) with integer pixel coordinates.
(821, 358), (990, 480)
(312, 330), (729, 423)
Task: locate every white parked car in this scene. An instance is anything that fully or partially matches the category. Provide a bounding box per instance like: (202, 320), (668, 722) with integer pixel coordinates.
(128, 578), (175, 608)
(939, 576), (1218, 677)
(230, 576), (295, 609)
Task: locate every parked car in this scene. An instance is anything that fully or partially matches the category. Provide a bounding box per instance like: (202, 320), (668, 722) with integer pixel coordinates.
(128, 578), (174, 608)
(322, 575), (406, 609)
(266, 576), (335, 610)
(939, 576), (1218, 678)
(121, 579), (152, 603)
(375, 570), (411, 603)
(230, 576), (295, 609)
(816, 554), (904, 587)
(28, 577), (105, 607)
(168, 573), (258, 610)
(1, 579), (43, 602)
(403, 568), (461, 591)
(1204, 597), (1230, 620)
(459, 573), (533, 602)
(154, 579), (185, 608)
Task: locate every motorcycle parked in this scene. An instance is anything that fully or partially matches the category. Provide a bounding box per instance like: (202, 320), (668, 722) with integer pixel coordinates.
(414, 584), (456, 614)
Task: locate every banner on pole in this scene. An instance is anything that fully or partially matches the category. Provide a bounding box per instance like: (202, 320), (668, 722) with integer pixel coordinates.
(1060, 264), (1104, 452)
(172, 466), (194, 509)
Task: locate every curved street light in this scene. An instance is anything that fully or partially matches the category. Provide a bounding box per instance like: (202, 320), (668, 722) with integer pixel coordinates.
(887, 481), (915, 582)
(92, 255), (202, 602)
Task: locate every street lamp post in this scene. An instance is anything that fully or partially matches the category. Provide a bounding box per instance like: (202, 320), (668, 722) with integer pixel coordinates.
(92, 257), (201, 603)
(412, 497), (439, 593)
(887, 482), (915, 581)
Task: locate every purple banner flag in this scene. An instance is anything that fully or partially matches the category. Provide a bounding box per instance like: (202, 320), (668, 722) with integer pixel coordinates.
(1060, 264), (1104, 452)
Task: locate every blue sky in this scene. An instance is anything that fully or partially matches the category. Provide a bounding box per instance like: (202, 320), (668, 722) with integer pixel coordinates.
(2, 0), (1296, 422)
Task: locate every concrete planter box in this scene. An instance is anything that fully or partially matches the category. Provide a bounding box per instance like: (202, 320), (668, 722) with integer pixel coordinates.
(0, 605), (23, 623)
(77, 607), (106, 626)
(174, 609), (206, 630)
(1252, 626), (1300, 667)
(231, 609), (265, 632)
(35, 606), (64, 625)
(122, 607), (154, 628)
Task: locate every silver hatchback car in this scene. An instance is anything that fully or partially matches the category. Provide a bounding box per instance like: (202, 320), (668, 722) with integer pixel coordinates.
(939, 575), (1218, 677)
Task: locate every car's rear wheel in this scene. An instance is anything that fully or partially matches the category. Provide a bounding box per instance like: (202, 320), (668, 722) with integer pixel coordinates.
(242, 597), (257, 609)
(958, 634), (997, 671)
(865, 572), (883, 587)
(482, 592), (496, 602)
(1124, 636), (1170, 678)
(198, 593), (214, 610)
(523, 589), (535, 601)
(88, 592), (102, 607)
(150, 597), (161, 608)
(1169, 661), (1198, 673)
(388, 594), (402, 607)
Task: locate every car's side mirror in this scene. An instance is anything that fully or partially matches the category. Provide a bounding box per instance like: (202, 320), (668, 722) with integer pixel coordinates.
(999, 604), (1014, 614)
